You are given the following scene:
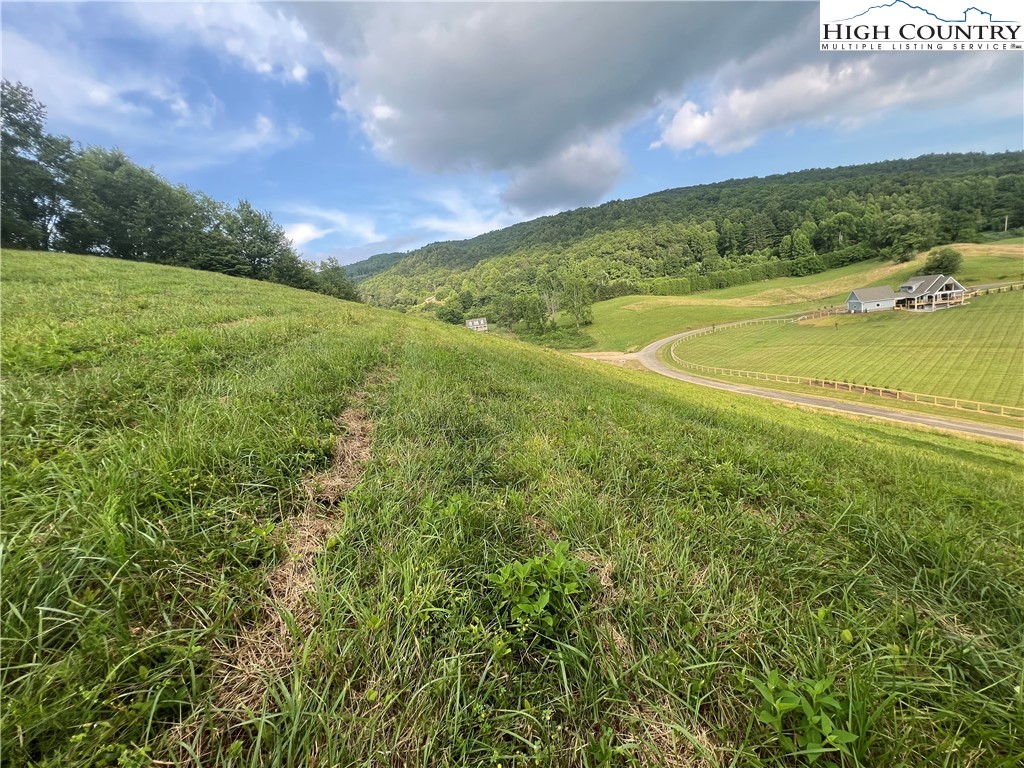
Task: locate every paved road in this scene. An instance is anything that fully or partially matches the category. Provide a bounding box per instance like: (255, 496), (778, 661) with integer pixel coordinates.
(627, 324), (1024, 445)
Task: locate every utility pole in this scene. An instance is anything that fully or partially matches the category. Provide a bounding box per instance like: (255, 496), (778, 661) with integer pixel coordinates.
(1005, 215), (1009, 232)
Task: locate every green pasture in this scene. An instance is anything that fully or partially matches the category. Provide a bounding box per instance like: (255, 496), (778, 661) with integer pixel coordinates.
(583, 300), (776, 353)
(670, 291), (1024, 408)
(3, 251), (1023, 767)
(579, 242), (1024, 352)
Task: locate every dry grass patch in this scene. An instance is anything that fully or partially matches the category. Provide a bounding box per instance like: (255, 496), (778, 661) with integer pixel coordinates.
(731, 261), (913, 308)
(620, 699), (721, 768)
(168, 397), (374, 763)
(524, 513), (560, 542)
(226, 400), (373, 703)
(210, 315), (265, 330)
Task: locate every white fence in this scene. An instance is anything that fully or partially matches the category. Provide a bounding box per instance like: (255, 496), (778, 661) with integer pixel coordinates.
(668, 301), (1023, 420)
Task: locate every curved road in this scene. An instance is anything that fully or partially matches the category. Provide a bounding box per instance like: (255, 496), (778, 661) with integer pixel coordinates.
(583, 320), (1023, 445)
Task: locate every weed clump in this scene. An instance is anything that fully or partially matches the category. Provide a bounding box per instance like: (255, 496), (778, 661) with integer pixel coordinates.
(485, 540), (594, 640)
(751, 670), (862, 765)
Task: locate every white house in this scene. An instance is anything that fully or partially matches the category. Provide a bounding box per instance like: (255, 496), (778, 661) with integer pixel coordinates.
(894, 274), (967, 310)
(847, 274), (967, 313)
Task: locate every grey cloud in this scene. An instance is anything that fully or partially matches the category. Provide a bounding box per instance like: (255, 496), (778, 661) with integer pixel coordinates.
(288, 2), (814, 173)
(502, 138), (626, 214)
(104, 2), (1020, 212)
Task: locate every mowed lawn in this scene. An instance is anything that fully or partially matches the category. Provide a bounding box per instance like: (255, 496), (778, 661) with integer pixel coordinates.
(673, 291), (1024, 407)
(582, 241), (1024, 352)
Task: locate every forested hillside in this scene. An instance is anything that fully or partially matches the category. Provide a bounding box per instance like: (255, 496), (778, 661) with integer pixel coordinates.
(355, 152), (1023, 329)
(0, 80), (358, 301)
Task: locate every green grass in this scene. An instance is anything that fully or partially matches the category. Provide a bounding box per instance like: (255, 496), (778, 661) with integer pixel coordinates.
(3, 250), (1024, 767)
(578, 242), (1024, 352)
(653, 357), (1023, 429)
(670, 292), (1024, 408)
(583, 300), (776, 353)
(950, 242), (1024, 286)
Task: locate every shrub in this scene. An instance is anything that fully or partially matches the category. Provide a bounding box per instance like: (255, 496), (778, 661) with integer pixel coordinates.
(789, 255), (828, 277)
(921, 247), (963, 275)
(648, 277), (691, 296)
(436, 302), (465, 324)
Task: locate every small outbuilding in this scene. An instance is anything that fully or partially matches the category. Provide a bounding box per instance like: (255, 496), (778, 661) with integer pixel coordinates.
(846, 286), (898, 313)
(465, 317), (488, 332)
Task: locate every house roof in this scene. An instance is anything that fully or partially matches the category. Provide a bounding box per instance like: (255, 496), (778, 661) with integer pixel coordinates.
(898, 274), (966, 298)
(847, 286), (898, 302)
(899, 274), (944, 297)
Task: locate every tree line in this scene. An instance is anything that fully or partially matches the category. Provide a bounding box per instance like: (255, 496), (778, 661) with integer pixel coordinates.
(1, 81), (358, 301)
(355, 150), (1022, 332)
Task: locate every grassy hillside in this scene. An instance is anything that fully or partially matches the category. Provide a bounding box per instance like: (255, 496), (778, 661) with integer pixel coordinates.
(582, 241), (1024, 352)
(3, 251), (1024, 767)
(670, 292), (1024, 408)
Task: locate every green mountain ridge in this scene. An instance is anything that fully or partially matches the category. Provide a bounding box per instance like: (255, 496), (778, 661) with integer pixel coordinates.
(349, 151), (1023, 321)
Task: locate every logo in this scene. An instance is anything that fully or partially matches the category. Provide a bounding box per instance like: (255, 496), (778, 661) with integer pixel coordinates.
(819, 0), (1022, 51)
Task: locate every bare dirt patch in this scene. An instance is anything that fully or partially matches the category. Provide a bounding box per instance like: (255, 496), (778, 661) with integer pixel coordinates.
(211, 315), (266, 331)
(167, 394), (374, 762)
(223, 400), (372, 707)
(574, 351), (645, 370)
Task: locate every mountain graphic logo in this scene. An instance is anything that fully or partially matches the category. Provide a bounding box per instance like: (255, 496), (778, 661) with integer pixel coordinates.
(829, 2), (1018, 23)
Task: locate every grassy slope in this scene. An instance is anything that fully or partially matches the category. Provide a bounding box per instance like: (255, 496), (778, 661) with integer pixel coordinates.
(583, 242), (1024, 352)
(671, 292), (1024, 408)
(3, 251), (1023, 767)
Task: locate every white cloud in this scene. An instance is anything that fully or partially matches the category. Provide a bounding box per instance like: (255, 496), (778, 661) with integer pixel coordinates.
(9, 1), (1020, 224)
(285, 2), (811, 210)
(85, 2), (1022, 213)
(413, 188), (523, 241)
(1, 26), (306, 171)
(281, 205), (382, 247)
(1, 29), (169, 129)
(654, 55), (1020, 155)
(285, 222), (333, 248)
(118, 2), (323, 84)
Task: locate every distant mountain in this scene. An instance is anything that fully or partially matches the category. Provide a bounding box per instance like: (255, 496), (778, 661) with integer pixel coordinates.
(351, 152), (1023, 318)
(343, 251), (407, 283)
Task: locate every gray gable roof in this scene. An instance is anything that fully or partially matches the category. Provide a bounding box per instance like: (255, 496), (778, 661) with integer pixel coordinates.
(899, 274), (944, 297)
(898, 274), (967, 298)
(848, 286), (898, 302)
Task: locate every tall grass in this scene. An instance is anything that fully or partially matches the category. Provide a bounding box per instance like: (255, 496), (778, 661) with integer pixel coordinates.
(3, 251), (1023, 767)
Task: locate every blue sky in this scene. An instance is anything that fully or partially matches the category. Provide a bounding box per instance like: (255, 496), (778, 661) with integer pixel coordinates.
(3, 1), (1021, 263)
